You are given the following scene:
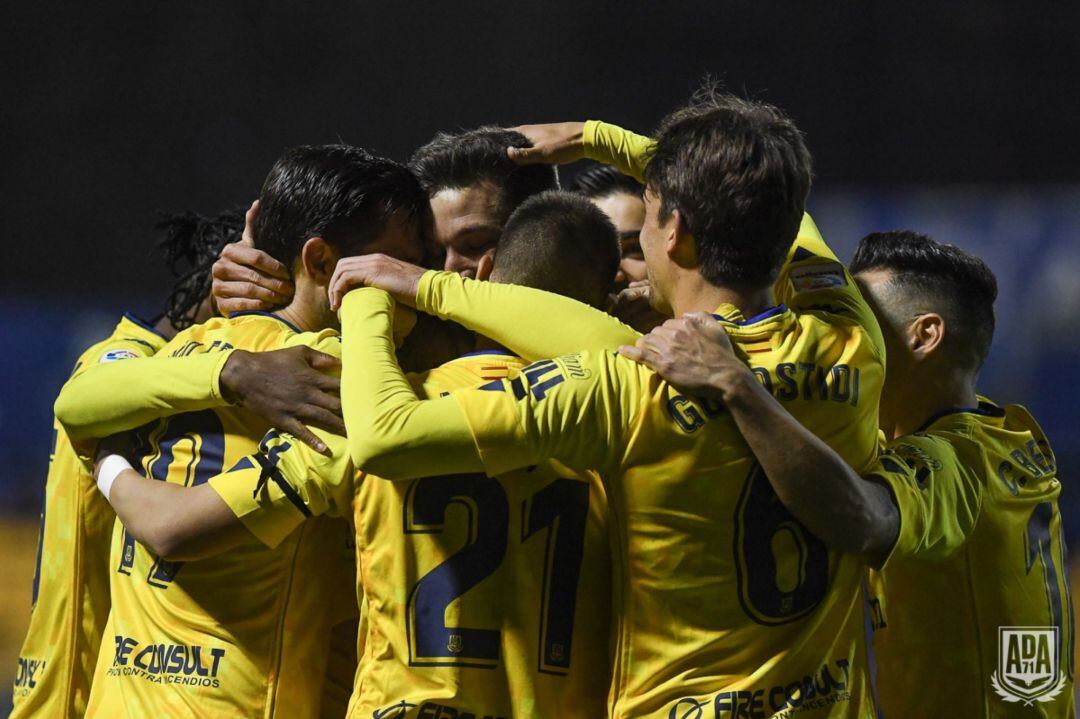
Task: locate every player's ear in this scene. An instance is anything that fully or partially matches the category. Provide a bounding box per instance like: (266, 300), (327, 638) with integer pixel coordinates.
(668, 209), (698, 267)
(909, 312), (945, 361)
(300, 237), (338, 284)
(475, 252), (495, 282)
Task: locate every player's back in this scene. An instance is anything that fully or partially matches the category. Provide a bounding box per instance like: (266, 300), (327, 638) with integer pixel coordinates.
(595, 294), (883, 718)
(417, 220), (886, 718)
(85, 312), (356, 719)
(12, 314), (166, 719)
(871, 402), (1075, 717)
(350, 350), (613, 719)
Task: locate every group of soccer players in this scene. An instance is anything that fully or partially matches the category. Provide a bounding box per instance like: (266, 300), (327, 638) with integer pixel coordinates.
(11, 87), (1074, 718)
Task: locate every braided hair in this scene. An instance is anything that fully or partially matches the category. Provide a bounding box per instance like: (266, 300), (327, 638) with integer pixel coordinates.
(155, 208), (244, 330)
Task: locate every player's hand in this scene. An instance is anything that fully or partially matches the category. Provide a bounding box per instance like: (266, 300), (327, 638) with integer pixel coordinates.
(618, 313), (750, 401)
(328, 254), (426, 311)
(609, 280), (668, 333)
(211, 200), (294, 315)
(219, 347), (344, 456)
(506, 122), (586, 165)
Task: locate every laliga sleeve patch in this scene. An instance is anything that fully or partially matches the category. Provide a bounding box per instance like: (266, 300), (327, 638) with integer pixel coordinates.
(99, 348), (140, 363)
(789, 262), (848, 292)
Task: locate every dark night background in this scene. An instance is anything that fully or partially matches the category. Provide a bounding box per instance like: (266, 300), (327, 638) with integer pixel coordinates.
(1, 5), (1079, 690)
(3, 1), (1079, 297)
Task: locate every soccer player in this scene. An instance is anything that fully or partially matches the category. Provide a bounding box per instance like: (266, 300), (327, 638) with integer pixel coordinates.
(56, 145), (429, 719)
(211, 127), (557, 315)
(92, 189), (628, 718)
(12, 208), (347, 719)
(330, 93), (887, 717)
(571, 163), (645, 289)
(622, 231), (1075, 717)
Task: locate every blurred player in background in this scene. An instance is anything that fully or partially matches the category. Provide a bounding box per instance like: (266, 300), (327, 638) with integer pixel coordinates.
(93, 189), (627, 718)
(623, 230), (1075, 717)
(571, 163), (645, 289)
(9, 209), (243, 719)
(332, 91), (888, 717)
(55, 145), (427, 719)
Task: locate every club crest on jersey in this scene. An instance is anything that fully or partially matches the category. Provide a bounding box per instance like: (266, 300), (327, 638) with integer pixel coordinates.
(991, 626), (1066, 705)
(447, 634), (464, 654)
(99, 348), (139, 363)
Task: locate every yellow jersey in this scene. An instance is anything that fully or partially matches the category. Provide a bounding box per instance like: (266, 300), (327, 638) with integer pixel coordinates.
(82, 312), (357, 719)
(208, 350), (615, 719)
(337, 205), (887, 718)
(11, 314), (166, 719)
(869, 400), (1074, 717)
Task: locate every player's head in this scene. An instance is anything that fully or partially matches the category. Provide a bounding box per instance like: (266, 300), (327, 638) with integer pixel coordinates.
(254, 144), (427, 329)
(851, 230), (998, 423)
(410, 127), (557, 278)
(640, 87), (811, 313)
(480, 190), (620, 310)
(156, 208), (244, 335)
(572, 164), (646, 289)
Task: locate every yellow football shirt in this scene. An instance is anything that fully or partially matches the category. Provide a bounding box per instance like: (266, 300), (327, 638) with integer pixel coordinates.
(208, 350), (615, 719)
(339, 216), (886, 718)
(82, 312), (356, 719)
(11, 314), (166, 719)
(868, 400), (1074, 718)
(336, 119), (885, 718)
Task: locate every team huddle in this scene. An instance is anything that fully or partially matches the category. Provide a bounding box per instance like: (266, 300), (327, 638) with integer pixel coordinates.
(11, 89), (1075, 718)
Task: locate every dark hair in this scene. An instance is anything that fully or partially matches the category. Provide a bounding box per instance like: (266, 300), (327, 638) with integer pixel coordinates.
(155, 208), (244, 330)
(254, 144), (426, 270)
(644, 86), (812, 288)
(409, 127), (557, 224)
(571, 163), (642, 199)
(851, 230), (998, 370)
(492, 190), (620, 309)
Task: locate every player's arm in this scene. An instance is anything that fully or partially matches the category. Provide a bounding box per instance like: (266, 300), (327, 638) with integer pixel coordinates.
(340, 288), (624, 479)
(772, 213), (887, 361)
(55, 346), (344, 454)
(622, 314), (900, 558)
(327, 255), (638, 357)
(417, 271), (640, 357)
(94, 426), (353, 560)
(97, 462), (247, 562)
(509, 121), (655, 183)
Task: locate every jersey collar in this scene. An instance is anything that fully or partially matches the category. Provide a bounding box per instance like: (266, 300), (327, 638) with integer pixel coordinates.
(122, 311), (168, 339)
(712, 304), (787, 326)
(914, 399), (1006, 433)
(227, 310), (302, 334)
(457, 349), (516, 359)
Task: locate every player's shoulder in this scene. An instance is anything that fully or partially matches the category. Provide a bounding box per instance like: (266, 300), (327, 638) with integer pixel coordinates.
(285, 328), (342, 358)
(885, 409), (1004, 489)
(164, 311), (314, 355)
(78, 312), (168, 366)
(423, 350), (528, 397)
(883, 431), (964, 478)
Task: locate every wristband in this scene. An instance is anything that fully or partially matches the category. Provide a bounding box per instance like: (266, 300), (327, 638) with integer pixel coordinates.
(97, 454), (133, 501)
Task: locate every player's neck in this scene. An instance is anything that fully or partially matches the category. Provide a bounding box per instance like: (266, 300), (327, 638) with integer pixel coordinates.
(668, 273), (773, 320)
(890, 370), (980, 438)
(153, 316), (179, 342)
